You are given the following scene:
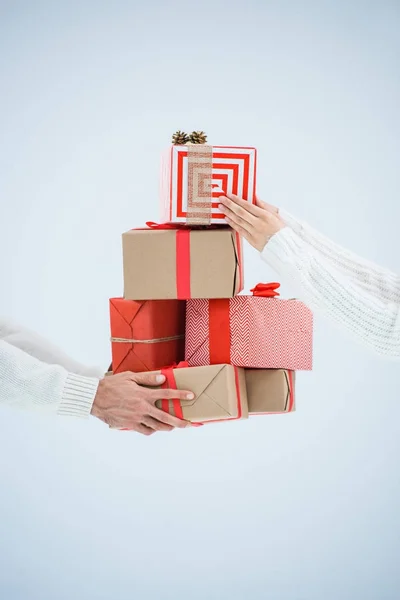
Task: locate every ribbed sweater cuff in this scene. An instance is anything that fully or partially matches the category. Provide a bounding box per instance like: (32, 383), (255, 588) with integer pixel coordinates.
(58, 372), (100, 418)
(261, 227), (305, 270)
(278, 209), (302, 233)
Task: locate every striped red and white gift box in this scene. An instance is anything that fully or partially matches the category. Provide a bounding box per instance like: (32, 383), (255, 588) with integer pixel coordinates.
(160, 145), (257, 224)
(185, 297), (313, 371)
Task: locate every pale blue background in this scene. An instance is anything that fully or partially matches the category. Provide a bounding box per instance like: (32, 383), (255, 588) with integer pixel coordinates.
(1, 1), (400, 599)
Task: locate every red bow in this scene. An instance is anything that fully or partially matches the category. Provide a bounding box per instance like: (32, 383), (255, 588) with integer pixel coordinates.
(161, 361), (189, 370)
(145, 221), (187, 230)
(250, 282), (280, 297)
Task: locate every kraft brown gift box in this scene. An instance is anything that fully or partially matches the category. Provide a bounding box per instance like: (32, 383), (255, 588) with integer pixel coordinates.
(245, 369), (296, 415)
(106, 364), (248, 423)
(152, 364), (248, 423)
(122, 227), (243, 300)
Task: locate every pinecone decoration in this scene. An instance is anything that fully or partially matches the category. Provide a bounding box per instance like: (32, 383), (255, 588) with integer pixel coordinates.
(172, 130), (189, 145)
(189, 131), (207, 144)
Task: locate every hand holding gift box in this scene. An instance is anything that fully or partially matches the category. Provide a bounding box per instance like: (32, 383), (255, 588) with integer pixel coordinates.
(106, 364), (296, 422)
(147, 362), (248, 424)
(104, 133), (313, 433)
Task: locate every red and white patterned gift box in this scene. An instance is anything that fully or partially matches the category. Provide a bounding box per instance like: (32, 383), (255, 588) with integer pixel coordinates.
(160, 145), (257, 224)
(185, 296), (313, 371)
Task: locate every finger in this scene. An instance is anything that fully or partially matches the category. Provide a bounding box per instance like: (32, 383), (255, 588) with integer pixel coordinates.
(227, 193), (279, 216)
(131, 371), (165, 386)
(220, 207), (253, 233)
(148, 388), (195, 402)
(218, 197), (259, 226)
(149, 405), (191, 429)
(220, 194), (265, 219)
(135, 423), (156, 436)
(224, 216), (255, 246)
(103, 409), (147, 429)
(142, 416), (174, 432)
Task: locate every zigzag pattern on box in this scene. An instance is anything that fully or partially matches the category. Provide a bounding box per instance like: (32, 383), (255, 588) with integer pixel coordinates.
(229, 298), (313, 370)
(185, 299), (210, 366)
(185, 297), (313, 370)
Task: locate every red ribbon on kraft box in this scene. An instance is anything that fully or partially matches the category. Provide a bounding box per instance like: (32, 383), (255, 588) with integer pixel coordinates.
(160, 361), (244, 426)
(118, 361), (193, 430)
(209, 282), (281, 364)
(160, 360), (188, 420)
(118, 360), (244, 429)
(139, 222), (243, 299)
(160, 361), (203, 427)
(145, 222), (191, 299)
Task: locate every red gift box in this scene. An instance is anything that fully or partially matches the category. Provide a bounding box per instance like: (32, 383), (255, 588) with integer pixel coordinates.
(110, 298), (185, 373)
(185, 284), (313, 371)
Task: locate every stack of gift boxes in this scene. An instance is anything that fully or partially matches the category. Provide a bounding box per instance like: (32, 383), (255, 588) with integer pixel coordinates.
(109, 132), (313, 425)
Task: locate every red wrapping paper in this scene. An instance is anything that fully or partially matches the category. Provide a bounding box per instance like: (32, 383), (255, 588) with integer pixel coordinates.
(110, 298), (185, 373)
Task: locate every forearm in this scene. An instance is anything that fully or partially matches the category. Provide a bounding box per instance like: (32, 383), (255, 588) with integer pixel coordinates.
(261, 228), (400, 359)
(0, 340), (100, 417)
(280, 209), (400, 303)
(0, 317), (104, 378)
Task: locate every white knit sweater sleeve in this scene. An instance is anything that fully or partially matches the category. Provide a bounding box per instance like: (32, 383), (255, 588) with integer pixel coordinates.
(280, 209), (400, 304)
(0, 340), (100, 417)
(0, 317), (104, 378)
(261, 227), (400, 359)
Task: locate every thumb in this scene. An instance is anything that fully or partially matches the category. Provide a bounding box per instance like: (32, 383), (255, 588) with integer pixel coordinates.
(131, 371), (165, 387)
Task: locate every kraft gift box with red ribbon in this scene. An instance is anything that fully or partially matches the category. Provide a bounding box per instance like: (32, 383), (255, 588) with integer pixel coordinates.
(122, 224), (243, 300)
(109, 297), (186, 373)
(107, 362), (248, 427)
(246, 369), (296, 414)
(185, 282), (313, 371)
(151, 362), (248, 424)
(160, 145), (257, 225)
(105, 364), (294, 420)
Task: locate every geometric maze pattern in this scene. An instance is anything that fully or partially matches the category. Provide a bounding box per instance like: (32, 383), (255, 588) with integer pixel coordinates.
(161, 146), (257, 223)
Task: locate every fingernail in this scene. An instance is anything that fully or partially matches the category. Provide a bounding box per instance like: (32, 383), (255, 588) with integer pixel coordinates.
(218, 204), (225, 211)
(186, 393), (195, 399)
(185, 421), (192, 427)
(156, 374), (165, 383)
